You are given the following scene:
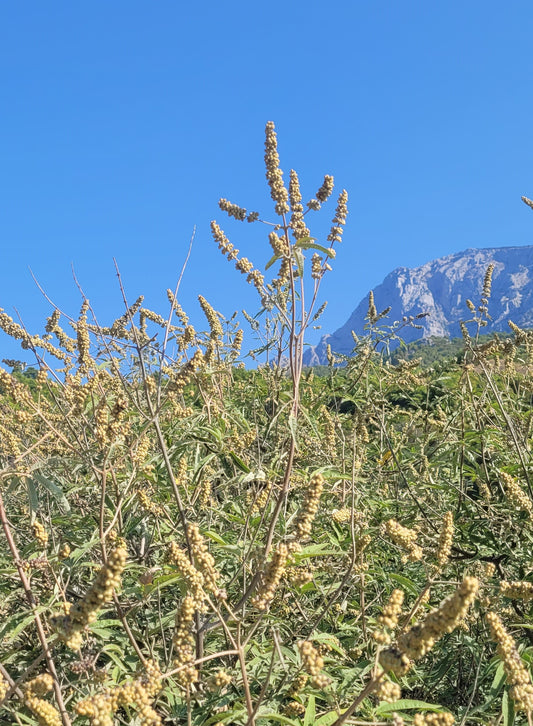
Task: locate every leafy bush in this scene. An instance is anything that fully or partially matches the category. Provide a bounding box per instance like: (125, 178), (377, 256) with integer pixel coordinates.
(1, 125), (533, 726)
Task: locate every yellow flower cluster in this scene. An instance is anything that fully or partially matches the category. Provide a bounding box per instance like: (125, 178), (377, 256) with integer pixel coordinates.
(198, 295), (223, 339)
(413, 713), (455, 726)
(173, 595), (198, 687)
(500, 580), (533, 601)
(52, 545), (127, 649)
(287, 673), (308, 697)
(486, 611), (533, 712)
(137, 488), (164, 517)
(75, 659), (162, 726)
(327, 189), (348, 244)
(168, 542), (206, 609)
(375, 674), (402, 703)
(264, 121), (290, 216)
(251, 543), (289, 610)
(380, 577), (479, 676)
(332, 508), (352, 524)
(436, 512), (454, 568)
(294, 473), (324, 539)
(375, 589), (405, 645)
(188, 523), (221, 596)
(218, 197), (247, 221)
(207, 669), (232, 691)
(289, 169), (311, 241)
(24, 673), (61, 726)
(298, 640), (330, 688)
(385, 519), (423, 562)
(500, 472), (533, 517)
(284, 701), (306, 717)
(33, 520), (49, 548)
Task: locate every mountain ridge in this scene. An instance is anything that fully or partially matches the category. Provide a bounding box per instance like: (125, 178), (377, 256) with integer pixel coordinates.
(304, 244), (533, 365)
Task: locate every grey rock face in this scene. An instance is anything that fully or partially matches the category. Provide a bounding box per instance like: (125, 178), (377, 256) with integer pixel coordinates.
(304, 245), (533, 365)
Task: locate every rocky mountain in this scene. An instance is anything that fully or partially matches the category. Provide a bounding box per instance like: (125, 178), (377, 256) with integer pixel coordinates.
(304, 245), (533, 365)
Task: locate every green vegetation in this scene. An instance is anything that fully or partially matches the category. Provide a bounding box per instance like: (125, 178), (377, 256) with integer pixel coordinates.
(1, 125), (533, 726)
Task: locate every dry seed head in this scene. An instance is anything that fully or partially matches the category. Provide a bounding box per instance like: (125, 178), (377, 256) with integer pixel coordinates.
(264, 121), (290, 215)
(486, 611), (533, 712)
(413, 714), (455, 726)
(522, 195), (533, 210)
(316, 174), (334, 203)
(284, 701), (306, 717)
(396, 576), (479, 662)
(298, 640), (331, 688)
(311, 252), (323, 279)
(168, 541), (206, 609)
(33, 520), (49, 548)
(25, 695), (62, 726)
(188, 522), (220, 595)
(385, 519), (423, 562)
(482, 263), (495, 300)
(173, 595), (198, 686)
(24, 673), (54, 697)
(367, 290), (378, 324)
(294, 472), (324, 539)
(0, 674), (8, 701)
(218, 198), (247, 221)
(76, 299), (91, 368)
(52, 545), (127, 648)
(378, 589), (405, 632)
(375, 676), (402, 703)
(210, 220), (239, 261)
(251, 543), (289, 610)
(289, 169), (311, 241)
(436, 511), (454, 568)
(327, 189), (348, 244)
(500, 471), (533, 516)
(198, 295), (223, 339)
(500, 580), (533, 601)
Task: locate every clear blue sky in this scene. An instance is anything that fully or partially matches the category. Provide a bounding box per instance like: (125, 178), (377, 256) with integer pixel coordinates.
(1, 2), (532, 363)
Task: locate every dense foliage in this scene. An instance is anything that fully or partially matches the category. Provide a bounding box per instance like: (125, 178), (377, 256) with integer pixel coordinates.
(1, 125), (533, 726)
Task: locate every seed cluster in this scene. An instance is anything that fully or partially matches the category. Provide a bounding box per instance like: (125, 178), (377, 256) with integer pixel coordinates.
(33, 520), (49, 548)
(173, 595), (198, 687)
(380, 577), (479, 676)
(385, 519), (423, 562)
(500, 472), (533, 517)
(251, 543), (289, 610)
(52, 545), (127, 649)
(24, 673), (61, 726)
(486, 611), (533, 712)
(294, 472), (324, 539)
(198, 295), (223, 339)
(264, 121), (289, 216)
(75, 659), (162, 725)
(298, 640), (330, 688)
(436, 511), (454, 568)
(413, 714), (455, 725)
(289, 169), (311, 241)
(375, 588), (405, 644)
(500, 580), (533, 601)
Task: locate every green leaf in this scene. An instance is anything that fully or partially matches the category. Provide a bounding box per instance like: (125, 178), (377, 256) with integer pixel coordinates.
(376, 700), (447, 715)
(295, 241), (336, 258)
(26, 477), (39, 520)
(257, 715), (299, 725)
(265, 253), (281, 271)
(315, 712), (340, 726)
(502, 688), (514, 726)
(304, 694), (316, 726)
(387, 573), (420, 596)
(33, 473), (71, 514)
(293, 248), (305, 277)
(228, 451), (251, 472)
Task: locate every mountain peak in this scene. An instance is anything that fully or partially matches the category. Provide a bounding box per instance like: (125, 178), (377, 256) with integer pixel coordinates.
(304, 245), (533, 365)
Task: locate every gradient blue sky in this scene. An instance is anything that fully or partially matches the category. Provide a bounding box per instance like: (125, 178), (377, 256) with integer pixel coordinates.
(1, 2), (533, 363)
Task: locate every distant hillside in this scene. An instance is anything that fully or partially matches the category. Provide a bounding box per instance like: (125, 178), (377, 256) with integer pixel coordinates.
(304, 245), (533, 365)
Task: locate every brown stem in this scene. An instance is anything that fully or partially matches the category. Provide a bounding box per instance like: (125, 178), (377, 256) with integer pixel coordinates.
(0, 492), (72, 726)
